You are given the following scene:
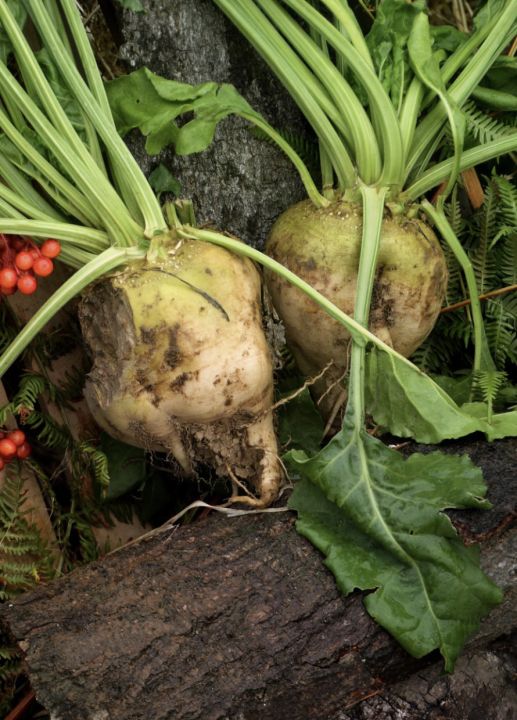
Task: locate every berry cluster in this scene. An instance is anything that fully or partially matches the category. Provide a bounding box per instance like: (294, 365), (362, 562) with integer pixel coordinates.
(0, 235), (62, 298)
(0, 428), (31, 470)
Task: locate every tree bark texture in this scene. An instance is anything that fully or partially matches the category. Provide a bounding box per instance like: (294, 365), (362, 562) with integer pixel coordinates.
(1, 439), (515, 720)
(117, 0), (309, 247)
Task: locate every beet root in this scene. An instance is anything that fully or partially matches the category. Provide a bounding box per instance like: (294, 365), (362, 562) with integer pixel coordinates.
(79, 236), (282, 507)
(265, 200), (448, 426)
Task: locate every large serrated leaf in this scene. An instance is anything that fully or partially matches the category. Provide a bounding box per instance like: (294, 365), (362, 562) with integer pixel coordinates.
(288, 426), (502, 671)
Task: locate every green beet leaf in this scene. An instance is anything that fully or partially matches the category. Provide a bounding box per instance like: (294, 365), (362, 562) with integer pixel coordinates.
(365, 0), (425, 105)
(365, 346), (517, 442)
(365, 347), (484, 442)
(106, 69), (259, 156)
(288, 421), (502, 671)
(105, 67), (218, 154)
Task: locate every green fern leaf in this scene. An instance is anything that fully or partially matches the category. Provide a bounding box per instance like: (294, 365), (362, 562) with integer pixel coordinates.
(12, 373), (53, 415)
(473, 369), (508, 421)
(468, 181), (499, 294)
(22, 410), (69, 450)
(493, 174), (517, 229)
(463, 100), (517, 145)
(495, 232), (517, 286)
(0, 470), (54, 598)
(485, 298), (517, 368)
(77, 443), (110, 490)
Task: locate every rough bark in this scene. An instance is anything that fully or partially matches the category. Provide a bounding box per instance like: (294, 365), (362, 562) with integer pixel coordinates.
(1, 439), (515, 720)
(117, 0), (309, 247)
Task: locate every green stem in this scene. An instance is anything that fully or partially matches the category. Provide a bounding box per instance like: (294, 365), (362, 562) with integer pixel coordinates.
(0, 1), (138, 244)
(55, 0), (146, 225)
(213, 0), (356, 188)
(0, 69), (121, 230)
(319, 0), (374, 68)
(45, 0), (107, 173)
(421, 200), (494, 374)
(347, 185), (387, 423)
(441, 10), (508, 86)
(257, 0), (381, 183)
(0, 246), (146, 379)
(398, 77), (424, 168)
(58, 246), (98, 270)
(0, 197), (23, 218)
(0, 220), (110, 253)
(277, 0), (403, 187)
(0, 182), (60, 222)
(471, 85), (517, 111)
(319, 144), (335, 200)
(404, 134), (517, 199)
(0, 107), (99, 226)
(0, 153), (63, 220)
(406, 1), (517, 179)
(28, 1), (168, 237)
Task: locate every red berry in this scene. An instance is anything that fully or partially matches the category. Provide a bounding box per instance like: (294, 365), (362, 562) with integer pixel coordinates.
(0, 267), (18, 288)
(17, 274), (37, 295)
(16, 441), (31, 460)
(33, 256), (53, 277)
(30, 248), (40, 259)
(15, 251), (34, 270)
(8, 430), (26, 447)
(12, 238), (25, 251)
(0, 285), (17, 296)
(41, 239), (61, 259)
(0, 438), (17, 458)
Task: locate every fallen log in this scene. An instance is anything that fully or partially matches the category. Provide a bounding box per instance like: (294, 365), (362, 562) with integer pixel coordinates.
(1, 439), (516, 720)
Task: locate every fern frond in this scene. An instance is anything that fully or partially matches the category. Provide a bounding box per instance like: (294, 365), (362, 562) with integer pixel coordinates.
(0, 470), (54, 598)
(57, 365), (86, 402)
(442, 190), (465, 301)
(0, 644), (22, 682)
(0, 402), (15, 427)
(468, 180), (499, 293)
(12, 373), (53, 416)
(72, 515), (100, 564)
(463, 100), (517, 145)
(493, 174), (517, 229)
(77, 443), (110, 491)
(495, 232), (517, 286)
(22, 410), (69, 450)
(473, 369), (508, 421)
(485, 298), (517, 367)
(411, 314), (466, 372)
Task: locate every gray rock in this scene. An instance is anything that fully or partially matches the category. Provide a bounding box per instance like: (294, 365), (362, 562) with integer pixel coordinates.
(119, 0), (311, 247)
